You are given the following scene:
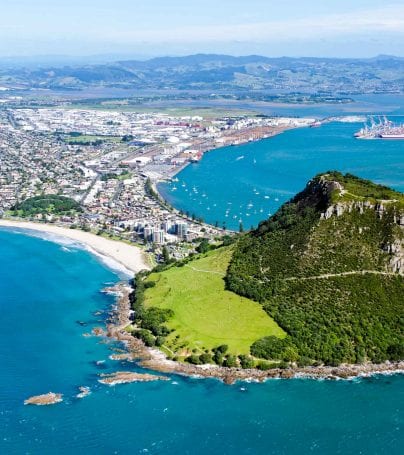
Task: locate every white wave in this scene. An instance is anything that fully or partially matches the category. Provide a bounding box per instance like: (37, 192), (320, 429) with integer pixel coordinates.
(82, 244), (133, 278)
(7, 227), (82, 248)
(3, 227), (132, 278)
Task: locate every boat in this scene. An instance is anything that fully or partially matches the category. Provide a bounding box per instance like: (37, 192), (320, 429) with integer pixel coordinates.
(190, 152), (203, 163)
(355, 116), (404, 140)
(310, 121), (322, 128)
(379, 133), (404, 140)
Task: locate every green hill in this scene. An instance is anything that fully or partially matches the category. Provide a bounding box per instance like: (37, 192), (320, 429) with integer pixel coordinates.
(227, 172), (404, 365)
(131, 247), (285, 365)
(130, 172), (403, 368)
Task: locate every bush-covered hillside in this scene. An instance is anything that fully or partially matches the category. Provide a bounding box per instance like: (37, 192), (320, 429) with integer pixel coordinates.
(227, 172), (404, 365)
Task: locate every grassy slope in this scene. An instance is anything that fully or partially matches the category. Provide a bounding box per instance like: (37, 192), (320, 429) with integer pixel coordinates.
(143, 247), (285, 356)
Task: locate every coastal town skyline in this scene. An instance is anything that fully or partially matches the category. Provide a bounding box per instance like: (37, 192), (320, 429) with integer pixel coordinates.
(0, 0), (403, 59)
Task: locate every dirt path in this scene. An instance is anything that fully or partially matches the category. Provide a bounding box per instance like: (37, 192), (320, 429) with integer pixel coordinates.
(283, 270), (396, 281)
(185, 265), (225, 276)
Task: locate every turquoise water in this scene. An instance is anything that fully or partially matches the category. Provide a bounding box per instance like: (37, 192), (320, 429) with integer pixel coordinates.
(0, 229), (403, 454)
(159, 120), (404, 230)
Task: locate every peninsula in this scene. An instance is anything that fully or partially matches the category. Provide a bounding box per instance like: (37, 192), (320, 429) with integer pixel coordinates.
(122, 172), (403, 380)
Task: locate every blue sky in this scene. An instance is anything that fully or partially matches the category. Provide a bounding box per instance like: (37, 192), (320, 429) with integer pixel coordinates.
(0, 0), (403, 58)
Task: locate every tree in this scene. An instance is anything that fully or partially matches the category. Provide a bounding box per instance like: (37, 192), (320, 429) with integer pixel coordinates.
(162, 246), (170, 263)
(238, 354), (254, 369)
(196, 239), (210, 254)
(224, 355), (238, 368)
(214, 344), (228, 354)
(186, 354), (202, 365)
(199, 353), (213, 364)
(239, 222), (244, 233)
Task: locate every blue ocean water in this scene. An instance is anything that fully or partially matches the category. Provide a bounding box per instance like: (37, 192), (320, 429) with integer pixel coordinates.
(0, 229), (403, 454)
(145, 94), (404, 118)
(159, 120), (404, 230)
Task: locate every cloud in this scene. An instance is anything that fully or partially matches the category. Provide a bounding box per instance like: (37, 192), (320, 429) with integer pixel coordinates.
(106, 5), (404, 44)
(0, 2), (402, 57)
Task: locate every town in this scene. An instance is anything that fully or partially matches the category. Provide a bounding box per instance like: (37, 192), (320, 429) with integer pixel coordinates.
(0, 107), (313, 259)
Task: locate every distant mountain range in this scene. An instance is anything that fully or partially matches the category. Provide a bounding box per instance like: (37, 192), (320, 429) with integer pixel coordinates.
(0, 54), (403, 95)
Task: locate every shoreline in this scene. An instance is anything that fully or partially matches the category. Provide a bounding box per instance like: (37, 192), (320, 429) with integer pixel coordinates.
(157, 123), (304, 183)
(151, 123), (307, 232)
(106, 284), (404, 384)
(0, 220), (150, 276)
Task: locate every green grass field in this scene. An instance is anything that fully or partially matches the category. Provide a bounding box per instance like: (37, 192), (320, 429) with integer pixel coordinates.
(143, 247), (285, 356)
(64, 134), (122, 144)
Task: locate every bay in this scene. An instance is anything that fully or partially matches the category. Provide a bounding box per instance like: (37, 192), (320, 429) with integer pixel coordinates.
(159, 119), (404, 230)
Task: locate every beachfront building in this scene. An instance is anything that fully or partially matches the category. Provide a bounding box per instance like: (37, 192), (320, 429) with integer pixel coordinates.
(176, 222), (188, 239)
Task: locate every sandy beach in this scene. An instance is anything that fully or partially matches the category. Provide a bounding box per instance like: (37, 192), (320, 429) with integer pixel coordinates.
(0, 220), (150, 275)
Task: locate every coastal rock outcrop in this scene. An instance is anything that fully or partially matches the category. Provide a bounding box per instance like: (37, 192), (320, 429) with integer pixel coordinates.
(24, 392), (63, 406)
(98, 371), (169, 386)
(76, 386), (91, 399)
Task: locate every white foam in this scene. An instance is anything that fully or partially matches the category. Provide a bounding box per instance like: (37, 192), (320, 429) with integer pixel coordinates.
(82, 244), (133, 278)
(3, 227), (132, 278)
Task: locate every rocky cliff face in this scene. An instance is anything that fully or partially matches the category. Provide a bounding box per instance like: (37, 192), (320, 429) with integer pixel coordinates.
(291, 176), (344, 213)
(312, 178), (404, 275)
(385, 240), (404, 274)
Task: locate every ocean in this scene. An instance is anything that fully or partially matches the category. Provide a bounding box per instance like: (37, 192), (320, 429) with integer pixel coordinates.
(0, 228), (403, 454)
(159, 119), (404, 230)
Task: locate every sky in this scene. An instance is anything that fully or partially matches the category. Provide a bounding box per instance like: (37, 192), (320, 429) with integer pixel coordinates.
(0, 0), (403, 59)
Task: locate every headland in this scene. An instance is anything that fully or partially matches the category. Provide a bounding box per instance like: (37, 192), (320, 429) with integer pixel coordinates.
(106, 172), (403, 383)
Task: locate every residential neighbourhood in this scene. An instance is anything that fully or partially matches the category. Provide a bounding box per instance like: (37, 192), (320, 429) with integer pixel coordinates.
(0, 107), (312, 257)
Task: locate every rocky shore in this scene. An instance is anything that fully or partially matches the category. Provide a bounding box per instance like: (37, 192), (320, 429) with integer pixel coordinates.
(141, 357), (404, 384)
(98, 371), (169, 385)
(76, 386), (91, 399)
(24, 392), (63, 406)
(105, 283), (404, 384)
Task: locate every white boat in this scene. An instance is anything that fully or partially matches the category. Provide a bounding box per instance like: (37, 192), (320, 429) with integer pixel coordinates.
(379, 134), (404, 140)
(355, 116), (404, 140)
